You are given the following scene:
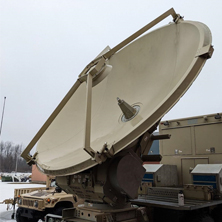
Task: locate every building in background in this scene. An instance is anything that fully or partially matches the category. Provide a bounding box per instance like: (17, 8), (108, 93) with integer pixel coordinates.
(31, 165), (47, 183)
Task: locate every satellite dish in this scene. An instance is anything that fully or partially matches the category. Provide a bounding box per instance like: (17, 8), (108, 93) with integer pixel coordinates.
(21, 8), (213, 177)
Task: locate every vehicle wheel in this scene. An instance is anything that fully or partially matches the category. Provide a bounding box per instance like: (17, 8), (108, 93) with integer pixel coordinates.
(211, 206), (222, 222)
(16, 208), (29, 222)
(16, 208), (39, 222)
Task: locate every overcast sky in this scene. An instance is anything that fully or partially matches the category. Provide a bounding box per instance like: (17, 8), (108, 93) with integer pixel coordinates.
(0, 0), (222, 148)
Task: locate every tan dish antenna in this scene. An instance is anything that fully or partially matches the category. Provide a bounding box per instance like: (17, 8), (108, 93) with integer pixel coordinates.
(21, 8), (213, 176)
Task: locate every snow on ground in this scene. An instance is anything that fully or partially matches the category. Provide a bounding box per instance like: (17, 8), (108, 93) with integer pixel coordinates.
(0, 180), (45, 222)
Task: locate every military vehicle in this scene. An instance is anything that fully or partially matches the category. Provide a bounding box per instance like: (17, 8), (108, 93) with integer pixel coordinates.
(132, 112), (222, 222)
(20, 7), (216, 222)
(160, 112), (222, 186)
(15, 176), (77, 222)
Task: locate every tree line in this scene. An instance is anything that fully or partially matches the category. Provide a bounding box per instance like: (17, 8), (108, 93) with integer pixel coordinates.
(0, 141), (31, 172)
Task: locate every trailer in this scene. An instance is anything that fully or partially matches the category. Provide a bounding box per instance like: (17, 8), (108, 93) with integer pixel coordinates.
(132, 112), (222, 222)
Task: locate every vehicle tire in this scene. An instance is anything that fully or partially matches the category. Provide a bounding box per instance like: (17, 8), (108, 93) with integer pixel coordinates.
(16, 208), (39, 222)
(211, 206), (222, 222)
(16, 208), (29, 222)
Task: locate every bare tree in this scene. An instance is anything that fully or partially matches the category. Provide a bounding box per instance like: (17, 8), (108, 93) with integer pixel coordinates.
(0, 141), (31, 172)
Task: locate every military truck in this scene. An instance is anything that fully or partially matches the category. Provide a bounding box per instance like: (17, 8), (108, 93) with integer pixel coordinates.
(132, 112), (222, 222)
(15, 176), (77, 222)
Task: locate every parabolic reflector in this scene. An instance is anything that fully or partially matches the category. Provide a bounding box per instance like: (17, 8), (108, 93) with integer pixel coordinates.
(23, 10), (213, 176)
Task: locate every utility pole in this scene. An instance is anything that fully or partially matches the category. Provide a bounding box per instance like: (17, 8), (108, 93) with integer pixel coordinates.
(0, 96), (6, 137)
(15, 155), (18, 173)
